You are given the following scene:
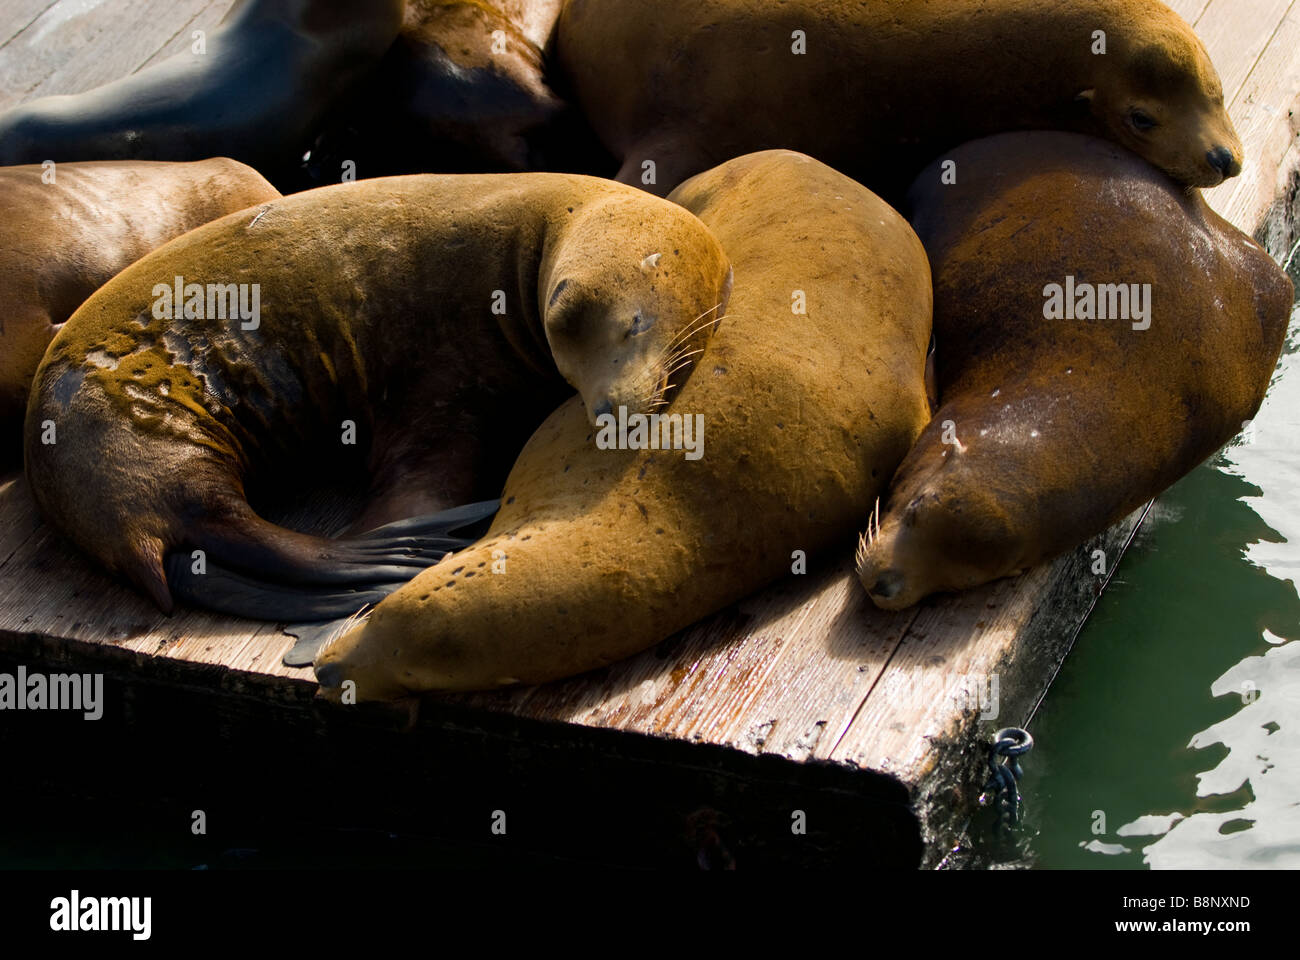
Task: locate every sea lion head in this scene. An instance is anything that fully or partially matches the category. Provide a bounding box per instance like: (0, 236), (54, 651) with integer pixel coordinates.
(1079, 24), (1243, 187)
(854, 435), (1024, 611)
(541, 196), (732, 426)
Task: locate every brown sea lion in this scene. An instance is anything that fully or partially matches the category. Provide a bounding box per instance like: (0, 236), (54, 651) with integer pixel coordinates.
(24, 173), (733, 622)
(312, 150), (932, 698)
(855, 131), (1293, 611)
(0, 0), (405, 189)
(554, 0), (1243, 199)
(0, 159), (280, 454)
(307, 0), (608, 182)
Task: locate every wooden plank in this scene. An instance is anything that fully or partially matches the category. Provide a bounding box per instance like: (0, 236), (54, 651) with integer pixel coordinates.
(0, 0), (58, 51)
(831, 510), (1147, 777)
(1167, 0), (1212, 26)
(1190, 0), (1293, 105)
(1202, 1), (1300, 233)
(0, 0), (218, 111)
(0, 475), (43, 563)
(138, 0), (235, 70)
(825, 507), (1149, 860)
(466, 555), (919, 761)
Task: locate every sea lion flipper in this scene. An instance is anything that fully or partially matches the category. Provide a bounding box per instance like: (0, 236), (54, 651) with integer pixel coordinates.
(129, 535), (173, 616)
(282, 619), (359, 667)
(160, 500), (501, 621)
(351, 499), (500, 541)
(164, 551), (405, 622)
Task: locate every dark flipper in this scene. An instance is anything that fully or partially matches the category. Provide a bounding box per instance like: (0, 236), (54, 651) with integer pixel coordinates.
(282, 619), (358, 667)
(167, 558), (406, 621)
(166, 500), (499, 622)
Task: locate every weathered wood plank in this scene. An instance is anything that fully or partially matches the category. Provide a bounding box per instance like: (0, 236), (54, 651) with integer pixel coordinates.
(0, 0), (58, 51)
(466, 553), (918, 760)
(1191, 0), (1294, 106)
(830, 509), (1146, 777)
(137, 0), (235, 70)
(1202, 2), (1300, 233)
(707, 568), (920, 761)
(827, 506), (1149, 860)
(0, 475), (42, 563)
(1167, 0), (1213, 27)
(0, 0), (217, 110)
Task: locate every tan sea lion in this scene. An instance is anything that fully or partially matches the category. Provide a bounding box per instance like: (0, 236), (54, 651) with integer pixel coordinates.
(25, 173), (733, 622)
(313, 150), (933, 698)
(554, 0), (1243, 199)
(856, 132), (1293, 611)
(0, 159), (280, 455)
(0, 0), (405, 189)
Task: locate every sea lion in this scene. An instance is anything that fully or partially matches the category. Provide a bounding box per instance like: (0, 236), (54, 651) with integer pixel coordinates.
(312, 150), (932, 698)
(0, 159), (280, 454)
(554, 0), (1244, 199)
(306, 0), (607, 182)
(0, 0), (405, 189)
(24, 173), (733, 622)
(855, 132), (1293, 611)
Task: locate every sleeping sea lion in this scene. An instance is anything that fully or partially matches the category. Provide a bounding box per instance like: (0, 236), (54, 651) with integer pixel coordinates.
(24, 173), (733, 622)
(554, 0), (1243, 199)
(856, 132), (1293, 610)
(312, 150), (933, 698)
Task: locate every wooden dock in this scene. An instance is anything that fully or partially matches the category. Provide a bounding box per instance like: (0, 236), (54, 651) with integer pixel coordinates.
(0, 0), (1297, 868)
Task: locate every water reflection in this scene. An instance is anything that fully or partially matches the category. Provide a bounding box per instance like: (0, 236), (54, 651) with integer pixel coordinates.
(1138, 298), (1300, 869)
(1017, 296), (1300, 870)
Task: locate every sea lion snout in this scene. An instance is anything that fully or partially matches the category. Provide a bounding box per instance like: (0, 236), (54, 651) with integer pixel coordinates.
(1206, 145), (1240, 178)
(866, 569), (905, 602)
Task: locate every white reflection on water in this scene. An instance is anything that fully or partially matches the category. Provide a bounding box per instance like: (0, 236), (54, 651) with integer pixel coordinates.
(1138, 299), (1300, 869)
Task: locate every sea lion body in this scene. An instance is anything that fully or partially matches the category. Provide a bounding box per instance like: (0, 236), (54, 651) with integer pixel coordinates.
(313, 150), (933, 697)
(25, 173), (732, 621)
(855, 132), (1293, 610)
(0, 159), (280, 451)
(555, 0), (1243, 198)
(308, 0), (606, 181)
(0, 0), (405, 189)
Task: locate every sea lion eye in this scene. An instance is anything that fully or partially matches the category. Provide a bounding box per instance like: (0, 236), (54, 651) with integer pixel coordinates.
(628, 311), (654, 336)
(1129, 109), (1157, 132)
(547, 278), (571, 308)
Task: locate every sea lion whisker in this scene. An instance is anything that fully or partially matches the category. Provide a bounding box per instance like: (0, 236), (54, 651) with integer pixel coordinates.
(668, 303), (730, 353)
(661, 346), (705, 376)
(649, 335), (704, 379)
(315, 604), (372, 662)
(665, 345), (705, 365)
(663, 354), (701, 379)
(663, 305), (724, 352)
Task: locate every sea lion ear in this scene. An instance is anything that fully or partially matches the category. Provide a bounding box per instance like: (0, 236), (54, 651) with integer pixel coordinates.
(640, 252), (662, 273)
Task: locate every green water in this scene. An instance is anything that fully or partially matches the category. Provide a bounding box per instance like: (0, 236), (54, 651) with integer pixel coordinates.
(1019, 273), (1300, 869)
